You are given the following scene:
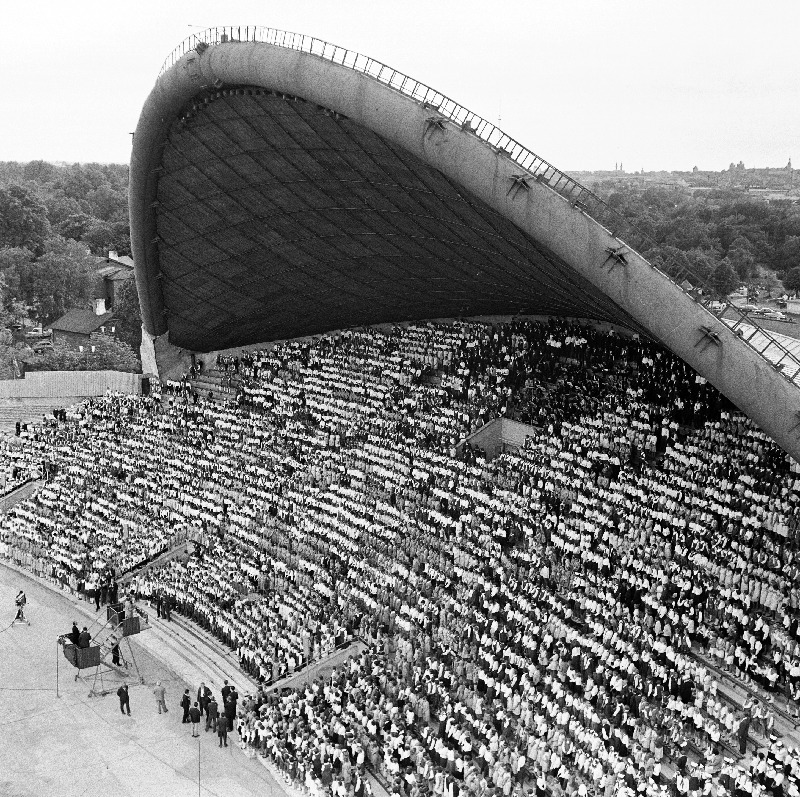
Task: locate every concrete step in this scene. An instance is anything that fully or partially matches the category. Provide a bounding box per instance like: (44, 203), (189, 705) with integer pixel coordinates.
(690, 647), (800, 748)
(142, 614), (256, 696)
(0, 479), (43, 514)
(0, 399), (84, 427)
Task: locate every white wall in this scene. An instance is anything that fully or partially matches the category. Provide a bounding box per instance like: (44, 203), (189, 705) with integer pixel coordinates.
(0, 371), (141, 399)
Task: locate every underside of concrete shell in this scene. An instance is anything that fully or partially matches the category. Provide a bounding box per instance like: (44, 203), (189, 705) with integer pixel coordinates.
(130, 37), (800, 460)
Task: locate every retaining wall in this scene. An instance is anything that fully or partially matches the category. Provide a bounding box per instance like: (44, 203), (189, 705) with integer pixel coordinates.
(0, 371), (141, 399)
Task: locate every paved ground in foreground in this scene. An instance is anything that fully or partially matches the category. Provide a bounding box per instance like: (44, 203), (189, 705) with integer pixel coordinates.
(0, 563), (288, 797)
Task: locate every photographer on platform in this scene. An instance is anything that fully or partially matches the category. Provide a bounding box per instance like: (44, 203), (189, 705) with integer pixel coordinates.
(13, 590), (27, 624)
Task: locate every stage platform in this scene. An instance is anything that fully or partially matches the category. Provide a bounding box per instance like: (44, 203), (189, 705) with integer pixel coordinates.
(0, 561), (289, 797)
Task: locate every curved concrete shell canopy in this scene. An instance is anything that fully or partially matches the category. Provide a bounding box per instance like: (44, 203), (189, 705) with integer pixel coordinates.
(130, 34), (800, 460)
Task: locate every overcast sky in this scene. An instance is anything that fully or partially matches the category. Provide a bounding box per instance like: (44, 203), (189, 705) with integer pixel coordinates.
(1, 0), (797, 172)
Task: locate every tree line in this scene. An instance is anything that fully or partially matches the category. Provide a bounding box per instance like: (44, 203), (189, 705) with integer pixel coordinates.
(0, 161), (141, 375)
(591, 181), (800, 298)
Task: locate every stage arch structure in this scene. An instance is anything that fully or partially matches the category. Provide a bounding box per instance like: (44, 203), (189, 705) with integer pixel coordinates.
(130, 27), (800, 460)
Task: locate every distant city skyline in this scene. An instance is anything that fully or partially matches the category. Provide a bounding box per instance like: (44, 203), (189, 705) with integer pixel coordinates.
(1, 0), (798, 171)
(573, 160), (795, 173)
(16, 158), (795, 174)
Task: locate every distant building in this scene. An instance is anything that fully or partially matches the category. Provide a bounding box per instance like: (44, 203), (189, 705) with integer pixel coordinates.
(46, 251), (134, 350)
(575, 160), (797, 200)
(93, 250), (134, 311)
(48, 302), (116, 349)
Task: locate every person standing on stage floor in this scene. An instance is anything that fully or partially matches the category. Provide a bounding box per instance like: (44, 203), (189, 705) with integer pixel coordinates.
(163, 593), (171, 621)
(206, 695), (218, 733)
(189, 701), (201, 737)
(181, 688), (191, 723)
(221, 679), (231, 705)
(117, 684), (131, 715)
(224, 693), (237, 732)
(228, 686), (238, 726)
(78, 626), (91, 648)
(153, 681), (168, 714)
(217, 713), (228, 747)
(111, 642), (121, 666)
(155, 590), (162, 619)
(737, 712), (751, 755)
(197, 682), (211, 716)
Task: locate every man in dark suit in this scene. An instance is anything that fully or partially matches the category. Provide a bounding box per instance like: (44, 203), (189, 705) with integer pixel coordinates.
(78, 627), (91, 648)
(189, 702), (201, 737)
(117, 684), (131, 715)
(197, 682), (211, 716)
(224, 695), (237, 732)
(68, 621), (80, 645)
(217, 715), (228, 747)
(206, 696), (219, 732)
(737, 713), (751, 755)
(226, 687), (238, 729)
(181, 689), (191, 723)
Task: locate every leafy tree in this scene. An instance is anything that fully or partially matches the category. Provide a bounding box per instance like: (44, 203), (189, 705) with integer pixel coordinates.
(82, 218), (131, 257)
(3, 298), (28, 329)
(84, 331), (140, 372)
(0, 163), (137, 334)
(23, 340), (77, 372)
(0, 184), (51, 253)
(58, 212), (96, 242)
(646, 244), (694, 281)
(727, 235), (754, 255)
(593, 179), (800, 297)
(87, 183), (127, 222)
(0, 162), (25, 185)
(54, 163), (108, 202)
(22, 160), (57, 184)
(683, 248), (722, 285)
(0, 245), (34, 294)
(28, 331), (139, 373)
(112, 278), (142, 351)
(709, 260), (739, 297)
(15, 237), (97, 321)
(660, 214), (718, 251)
(783, 266), (800, 296)
(0, 247), (31, 325)
(758, 271), (783, 299)
(0, 247), (33, 271)
(727, 237), (756, 281)
(0, 267), (32, 377)
(0, 269), (29, 330)
(43, 191), (89, 229)
(0, 342), (33, 379)
(777, 236), (800, 274)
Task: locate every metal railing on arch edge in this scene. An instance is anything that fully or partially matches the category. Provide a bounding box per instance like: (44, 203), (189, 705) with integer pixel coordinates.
(157, 26), (800, 386)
